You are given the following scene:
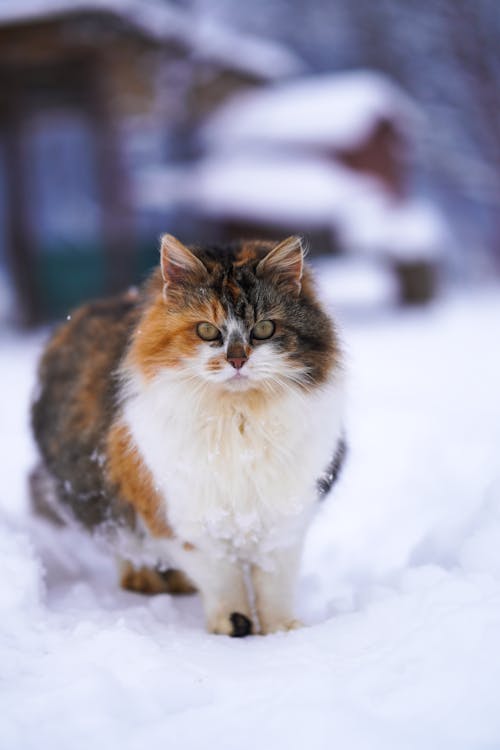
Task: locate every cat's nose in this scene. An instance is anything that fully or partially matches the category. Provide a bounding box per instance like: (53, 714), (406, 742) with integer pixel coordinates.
(227, 341), (248, 370)
(227, 355), (247, 370)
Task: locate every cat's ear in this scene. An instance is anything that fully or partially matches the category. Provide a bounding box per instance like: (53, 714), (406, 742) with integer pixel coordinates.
(256, 236), (304, 294)
(160, 234), (207, 287)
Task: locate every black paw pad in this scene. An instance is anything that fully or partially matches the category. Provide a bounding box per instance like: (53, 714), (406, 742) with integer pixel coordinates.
(229, 612), (252, 638)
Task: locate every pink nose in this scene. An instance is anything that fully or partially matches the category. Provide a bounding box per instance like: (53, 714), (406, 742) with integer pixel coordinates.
(228, 356), (247, 370)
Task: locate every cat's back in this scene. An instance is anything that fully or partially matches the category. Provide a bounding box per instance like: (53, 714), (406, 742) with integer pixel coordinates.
(32, 289), (140, 527)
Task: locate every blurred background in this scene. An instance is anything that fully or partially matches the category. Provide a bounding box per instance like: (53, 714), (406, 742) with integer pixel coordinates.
(0, 0), (499, 325)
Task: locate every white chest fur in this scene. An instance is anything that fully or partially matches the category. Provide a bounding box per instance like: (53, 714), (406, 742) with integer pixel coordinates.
(121, 369), (344, 560)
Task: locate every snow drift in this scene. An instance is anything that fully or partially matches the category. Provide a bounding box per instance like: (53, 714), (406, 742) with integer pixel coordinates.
(1, 275), (500, 750)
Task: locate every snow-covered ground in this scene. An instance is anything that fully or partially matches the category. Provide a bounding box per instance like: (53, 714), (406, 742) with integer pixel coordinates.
(1, 265), (500, 750)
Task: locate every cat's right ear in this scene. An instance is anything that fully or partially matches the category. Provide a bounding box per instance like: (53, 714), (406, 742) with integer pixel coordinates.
(160, 235), (207, 293)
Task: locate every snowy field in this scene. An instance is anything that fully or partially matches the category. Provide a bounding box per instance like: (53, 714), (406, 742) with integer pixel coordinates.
(1, 264), (500, 750)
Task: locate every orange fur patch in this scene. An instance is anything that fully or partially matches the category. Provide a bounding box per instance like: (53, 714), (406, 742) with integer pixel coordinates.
(128, 279), (227, 380)
(119, 561), (195, 594)
(206, 355), (225, 372)
(106, 422), (173, 538)
(222, 276), (242, 302)
(233, 241), (262, 266)
(120, 562), (172, 594)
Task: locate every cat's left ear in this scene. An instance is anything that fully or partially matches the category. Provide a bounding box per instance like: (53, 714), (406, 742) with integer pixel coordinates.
(256, 236), (304, 295)
(160, 234), (208, 288)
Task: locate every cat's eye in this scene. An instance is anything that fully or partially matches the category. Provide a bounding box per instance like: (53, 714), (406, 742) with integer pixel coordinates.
(196, 322), (221, 341)
(252, 320), (275, 340)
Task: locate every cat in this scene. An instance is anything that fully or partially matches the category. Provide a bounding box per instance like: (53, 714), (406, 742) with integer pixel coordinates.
(31, 234), (346, 636)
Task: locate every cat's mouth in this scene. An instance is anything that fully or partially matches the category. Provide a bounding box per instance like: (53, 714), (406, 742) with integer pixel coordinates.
(224, 369), (252, 390)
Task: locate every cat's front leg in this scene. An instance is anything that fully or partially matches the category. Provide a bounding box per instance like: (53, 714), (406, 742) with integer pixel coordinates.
(252, 542), (303, 634)
(169, 541), (253, 637)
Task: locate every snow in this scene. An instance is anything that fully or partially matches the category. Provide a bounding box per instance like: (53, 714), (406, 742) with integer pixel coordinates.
(0, 0), (303, 80)
(190, 154), (447, 261)
(191, 70), (446, 262)
(1, 275), (500, 749)
(202, 71), (420, 151)
(193, 155), (348, 225)
(182, 15), (304, 80)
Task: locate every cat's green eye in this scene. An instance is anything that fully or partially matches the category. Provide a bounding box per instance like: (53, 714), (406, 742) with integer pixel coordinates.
(197, 322), (220, 341)
(252, 320), (275, 340)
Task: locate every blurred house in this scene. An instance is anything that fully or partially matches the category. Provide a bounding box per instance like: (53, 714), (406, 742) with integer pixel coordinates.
(0, 0), (302, 324)
(188, 72), (447, 303)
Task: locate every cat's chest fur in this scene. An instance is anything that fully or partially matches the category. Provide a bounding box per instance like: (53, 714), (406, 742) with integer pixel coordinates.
(122, 369), (343, 558)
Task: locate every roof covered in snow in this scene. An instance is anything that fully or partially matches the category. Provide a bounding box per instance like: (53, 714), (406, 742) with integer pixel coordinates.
(0, 0), (304, 80)
(186, 154), (446, 261)
(203, 70), (420, 151)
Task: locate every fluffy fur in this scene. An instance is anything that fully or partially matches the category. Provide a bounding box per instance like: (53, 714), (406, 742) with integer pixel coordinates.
(32, 235), (345, 636)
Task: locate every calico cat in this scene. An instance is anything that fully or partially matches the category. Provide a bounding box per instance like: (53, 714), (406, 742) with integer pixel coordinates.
(31, 234), (346, 636)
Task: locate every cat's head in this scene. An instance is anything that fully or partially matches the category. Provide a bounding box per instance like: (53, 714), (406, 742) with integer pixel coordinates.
(132, 235), (340, 394)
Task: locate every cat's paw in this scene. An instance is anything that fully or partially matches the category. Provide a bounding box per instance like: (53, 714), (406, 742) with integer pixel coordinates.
(119, 562), (172, 595)
(208, 611), (253, 637)
(119, 562), (196, 596)
(259, 618), (303, 635)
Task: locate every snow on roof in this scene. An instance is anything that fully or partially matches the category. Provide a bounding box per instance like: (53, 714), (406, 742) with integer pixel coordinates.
(192, 154), (363, 226)
(182, 17), (305, 80)
(0, 0), (303, 80)
(203, 70), (421, 151)
(187, 154), (446, 261)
